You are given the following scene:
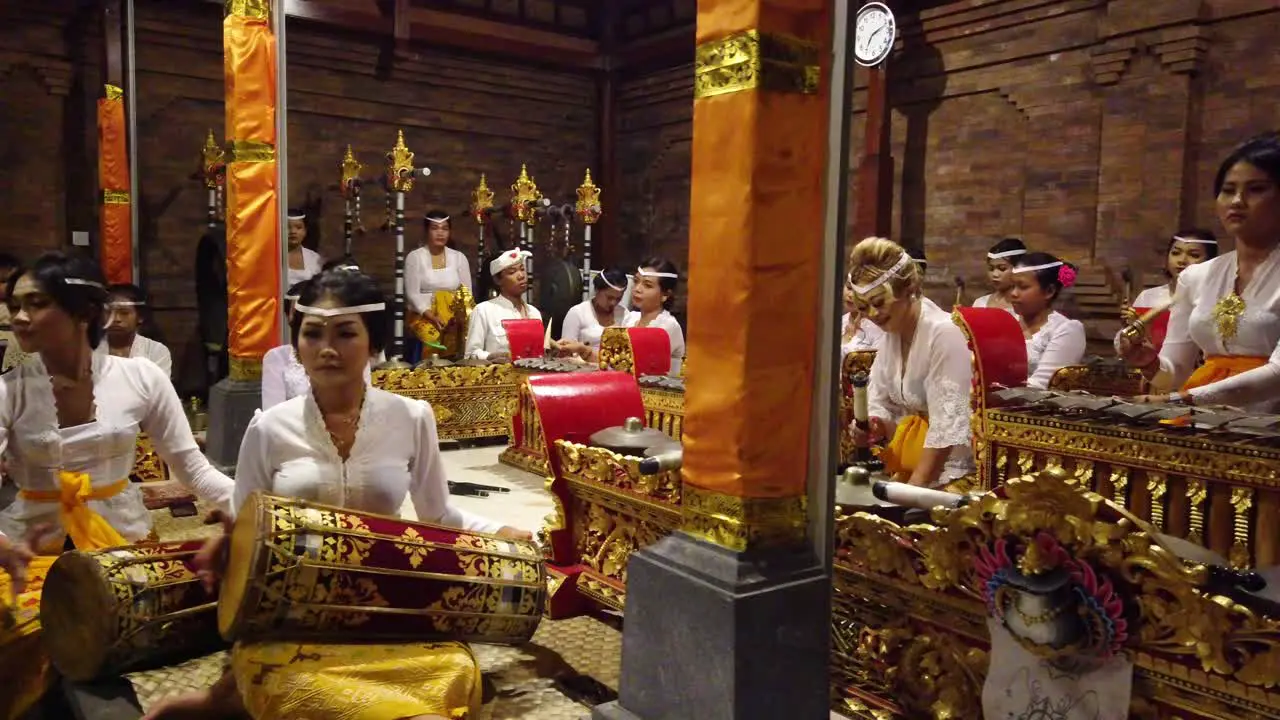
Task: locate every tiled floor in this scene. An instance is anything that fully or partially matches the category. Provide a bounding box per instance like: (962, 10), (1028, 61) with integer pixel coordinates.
(401, 442), (557, 534)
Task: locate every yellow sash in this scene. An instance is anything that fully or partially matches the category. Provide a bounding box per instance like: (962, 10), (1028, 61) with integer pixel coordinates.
(1180, 354), (1268, 393)
(19, 472), (130, 551)
(409, 287), (475, 359)
(877, 415), (929, 480)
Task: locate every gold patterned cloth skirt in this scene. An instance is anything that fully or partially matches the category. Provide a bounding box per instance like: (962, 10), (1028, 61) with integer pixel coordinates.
(0, 555), (58, 720)
(408, 287), (473, 360)
(231, 640), (482, 720)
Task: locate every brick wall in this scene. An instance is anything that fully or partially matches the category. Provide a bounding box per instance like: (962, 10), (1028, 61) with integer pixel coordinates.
(1, 0), (595, 392)
(613, 0), (1280, 344)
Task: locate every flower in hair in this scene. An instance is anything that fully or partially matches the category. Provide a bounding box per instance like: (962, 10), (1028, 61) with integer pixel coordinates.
(1058, 265), (1077, 288)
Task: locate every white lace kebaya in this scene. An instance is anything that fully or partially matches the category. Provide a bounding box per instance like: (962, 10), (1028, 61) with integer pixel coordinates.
(233, 386), (501, 533)
(866, 298), (974, 483)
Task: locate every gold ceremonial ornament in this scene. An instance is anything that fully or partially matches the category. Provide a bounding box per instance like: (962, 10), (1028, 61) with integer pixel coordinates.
(1212, 292), (1245, 342)
(575, 169), (602, 225)
(510, 164), (543, 226)
(470, 174), (495, 225)
(386, 130), (416, 193)
(340, 145), (362, 199)
(200, 129), (226, 189)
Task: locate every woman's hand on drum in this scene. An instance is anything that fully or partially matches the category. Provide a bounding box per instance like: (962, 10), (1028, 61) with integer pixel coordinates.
(496, 526), (533, 542)
(194, 509), (234, 594)
(850, 417), (891, 448)
(0, 523), (49, 596)
(554, 339), (590, 359)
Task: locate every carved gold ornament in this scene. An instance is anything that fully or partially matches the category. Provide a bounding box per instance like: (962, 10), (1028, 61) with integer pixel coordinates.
(372, 365), (518, 441)
(470, 174), (495, 225)
(200, 129), (226, 189)
(386, 130), (416, 193)
(830, 470), (1280, 718)
(681, 485), (807, 553)
(694, 29), (821, 99)
(575, 169), (602, 225)
(509, 164), (543, 226)
(340, 145), (362, 199)
(1212, 292), (1246, 342)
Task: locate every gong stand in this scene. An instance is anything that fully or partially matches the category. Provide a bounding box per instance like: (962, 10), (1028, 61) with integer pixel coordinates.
(576, 169), (603, 301)
(198, 130), (225, 228)
(385, 130), (424, 362)
(340, 145), (364, 258)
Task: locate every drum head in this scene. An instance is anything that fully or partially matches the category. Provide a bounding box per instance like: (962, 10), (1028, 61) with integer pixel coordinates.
(40, 551), (119, 682)
(218, 492), (266, 640)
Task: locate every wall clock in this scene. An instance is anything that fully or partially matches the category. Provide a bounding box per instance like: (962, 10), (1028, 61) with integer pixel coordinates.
(854, 2), (897, 68)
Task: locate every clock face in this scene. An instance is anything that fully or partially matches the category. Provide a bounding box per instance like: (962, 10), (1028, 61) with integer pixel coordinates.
(854, 2), (897, 67)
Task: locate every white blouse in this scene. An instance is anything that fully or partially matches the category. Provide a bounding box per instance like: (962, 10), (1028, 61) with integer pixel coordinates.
(404, 246), (473, 315)
(0, 353), (234, 544)
(1025, 311), (1086, 389)
(93, 334), (173, 378)
(562, 300), (625, 350)
(286, 247), (322, 289)
(465, 296), (543, 361)
(867, 298), (974, 483)
(1158, 249), (1280, 410)
(840, 313), (885, 356)
(623, 310), (685, 376)
(234, 387), (500, 533)
(1132, 284), (1172, 309)
(260, 344), (380, 410)
(972, 293), (1019, 318)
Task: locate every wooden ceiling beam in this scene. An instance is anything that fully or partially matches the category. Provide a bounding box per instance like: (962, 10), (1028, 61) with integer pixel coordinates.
(201, 0), (601, 69)
(615, 24), (694, 71)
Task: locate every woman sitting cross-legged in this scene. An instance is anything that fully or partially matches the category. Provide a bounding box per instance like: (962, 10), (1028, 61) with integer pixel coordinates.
(144, 268), (532, 720)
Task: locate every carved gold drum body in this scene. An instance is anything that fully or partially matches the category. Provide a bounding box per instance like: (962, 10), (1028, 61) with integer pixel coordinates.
(40, 541), (223, 681)
(219, 493), (546, 646)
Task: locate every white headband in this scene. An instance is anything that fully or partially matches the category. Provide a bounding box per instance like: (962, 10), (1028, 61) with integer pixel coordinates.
(426, 216), (450, 225)
(1012, 261), (1063, 274)
(65, 278), (105, 290)
(636, 267), (678, 279)
(1173, 235), (1217, 245)
(295, 302), (385, 317)
(593, 271), (624, 291)
(849, 253), (912, 295)
(988, 248), (1026, 259)
(284, 294), (300, 302)
(287, 213), (306, 221)
(108, 300), (145, 307)
(331, 264), (360, 272)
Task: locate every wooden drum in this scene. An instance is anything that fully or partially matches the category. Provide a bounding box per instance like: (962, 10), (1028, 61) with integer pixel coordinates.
(40, 541), (224, 681)
(219, 493), (545, 646)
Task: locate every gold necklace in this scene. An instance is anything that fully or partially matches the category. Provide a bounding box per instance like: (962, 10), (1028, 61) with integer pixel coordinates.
(322, 393), (365, 453)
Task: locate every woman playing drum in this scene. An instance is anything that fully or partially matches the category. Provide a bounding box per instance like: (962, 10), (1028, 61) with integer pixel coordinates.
(146, 267), (532, 720)
(0, 252), (234, 718)
(1119, 133), (1280, 410)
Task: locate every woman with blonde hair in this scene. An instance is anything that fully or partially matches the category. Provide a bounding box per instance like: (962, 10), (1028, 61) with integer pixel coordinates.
(848, 238), (973, 487)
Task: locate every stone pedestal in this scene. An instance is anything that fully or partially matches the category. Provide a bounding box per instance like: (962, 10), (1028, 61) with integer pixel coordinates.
(591, 532), (831, 720)
(204, 377), (262, 473)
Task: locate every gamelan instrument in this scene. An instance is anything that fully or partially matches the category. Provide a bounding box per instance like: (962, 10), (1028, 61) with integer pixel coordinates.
(986, 387), (1280, 568)
(502, 318), (547, 362)
(1121, 298), (1174, 350)
(219, 493), (545, 645)
(40, 540), (223, 681)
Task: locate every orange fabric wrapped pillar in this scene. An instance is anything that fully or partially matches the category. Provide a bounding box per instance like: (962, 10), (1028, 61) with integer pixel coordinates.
(98, 84), (132, 284)
(223, 0), (280, 380)
(680, 2), (830, 552)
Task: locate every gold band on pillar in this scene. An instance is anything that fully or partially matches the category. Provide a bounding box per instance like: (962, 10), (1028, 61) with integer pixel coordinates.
(693, 30), (821, 99)
(680, 0), (831, 554)
(229, 356), (263, 381)
(681, 486), (807, 553)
